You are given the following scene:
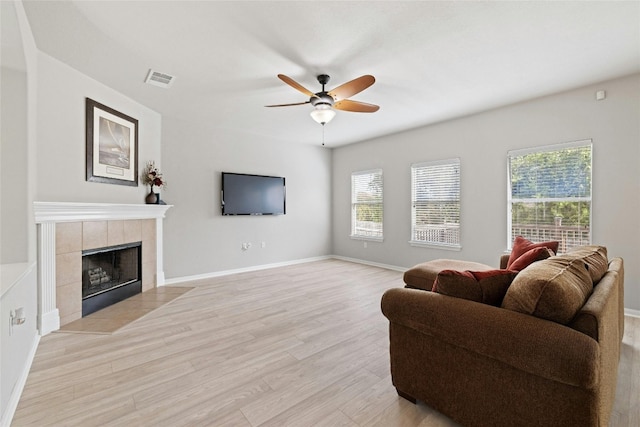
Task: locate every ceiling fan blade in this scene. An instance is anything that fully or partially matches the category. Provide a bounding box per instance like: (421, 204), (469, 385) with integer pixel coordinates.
(265, 101), (311, 107)
(278, 74), (317, 98)
(333, 99), (380, 113)
(328, 75), (375, 101)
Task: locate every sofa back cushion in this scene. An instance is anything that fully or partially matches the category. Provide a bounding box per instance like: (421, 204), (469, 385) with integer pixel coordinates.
(565, 245), (608, 283)
(434, 269), (518, 306)
(502, 255), (593, 324)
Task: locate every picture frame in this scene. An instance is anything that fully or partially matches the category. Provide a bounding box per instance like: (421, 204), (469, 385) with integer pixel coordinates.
(86, 98), (138, 186)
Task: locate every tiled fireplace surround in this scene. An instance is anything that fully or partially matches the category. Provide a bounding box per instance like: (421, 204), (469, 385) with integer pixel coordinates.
(34, 202), (171, 335)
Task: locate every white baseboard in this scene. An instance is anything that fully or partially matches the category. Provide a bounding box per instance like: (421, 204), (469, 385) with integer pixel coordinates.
(164, 256), (332, 285)
(0, 334), (40, 427)
(161, 258), (640, 318)
(625, 308), (640, 318)
(165, 255), (407, 286)
(156, 271), (166, 287)
(39, 308), (60, 335)
(330, 255), (406, 272)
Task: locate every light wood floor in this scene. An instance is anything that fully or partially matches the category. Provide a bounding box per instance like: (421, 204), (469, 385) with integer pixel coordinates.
(12, 259), (640, 426)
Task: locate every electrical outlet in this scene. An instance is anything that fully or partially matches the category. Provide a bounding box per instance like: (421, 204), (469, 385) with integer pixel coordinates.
(261, 241), (266, 248)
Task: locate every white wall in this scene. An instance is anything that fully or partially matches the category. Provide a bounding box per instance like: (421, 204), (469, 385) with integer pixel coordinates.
(1, 1), (39, 424)
(1, 68), (28, 264)
(332, 73), (640, 310)
(161, 117), (332, 279)
(1, 4), (164, 422)
(34, 53), (162, 204)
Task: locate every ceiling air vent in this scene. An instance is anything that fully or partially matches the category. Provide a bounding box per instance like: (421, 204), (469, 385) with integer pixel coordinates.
(145, 69), (175, 88)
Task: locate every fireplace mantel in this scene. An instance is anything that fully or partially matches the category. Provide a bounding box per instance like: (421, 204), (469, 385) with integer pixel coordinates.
(34, 201), (172, 222)
(34, 202), (172, 335)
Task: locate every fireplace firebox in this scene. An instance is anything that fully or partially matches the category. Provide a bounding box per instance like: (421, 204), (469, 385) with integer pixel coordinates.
(81, 241), (142, 316)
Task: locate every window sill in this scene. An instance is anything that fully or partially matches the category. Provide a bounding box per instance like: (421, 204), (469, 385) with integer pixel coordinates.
(350, 235), (384, 243)
(409, 240), (461, 251)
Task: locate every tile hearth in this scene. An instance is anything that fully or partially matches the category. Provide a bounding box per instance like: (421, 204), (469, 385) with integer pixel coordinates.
(59, 286), (193, 334)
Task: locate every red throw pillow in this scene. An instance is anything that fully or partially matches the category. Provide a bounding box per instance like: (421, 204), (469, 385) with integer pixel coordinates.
(506, 236), (559, 269)
(434, 269), (518, 306)
(508, 246), (554, 272)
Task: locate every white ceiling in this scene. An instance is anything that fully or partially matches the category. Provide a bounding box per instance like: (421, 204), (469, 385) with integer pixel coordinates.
(21, 1), (640, 147)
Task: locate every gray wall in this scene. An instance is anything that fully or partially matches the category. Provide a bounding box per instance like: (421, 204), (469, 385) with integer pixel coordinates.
(1, 1), (38, 421)
(332, 73), (640, 311)
(1, 68), (28, 264)
(34, 53), (162, 203)
(162, 117), (332, 279)
(1, 9), (164, 421)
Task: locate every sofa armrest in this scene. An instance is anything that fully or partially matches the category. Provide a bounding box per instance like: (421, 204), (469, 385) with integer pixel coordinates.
(381, 287), (599, 389)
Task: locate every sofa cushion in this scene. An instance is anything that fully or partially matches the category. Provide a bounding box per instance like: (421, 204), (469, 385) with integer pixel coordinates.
(403, 259), (494, 291)
(506, 236), (559, 269)
(565, 245), (608, 284)
(502, 255), (593, 324)
(434, 269), (518, 306)
(508, 246), (554, 272)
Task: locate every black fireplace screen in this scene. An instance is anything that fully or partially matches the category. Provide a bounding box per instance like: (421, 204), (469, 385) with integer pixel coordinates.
(82, 242), (141, 300)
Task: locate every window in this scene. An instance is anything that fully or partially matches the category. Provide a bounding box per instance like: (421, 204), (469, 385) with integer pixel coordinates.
(508, 140), (592, 253)
(411, 159), (460, 248)
(351, 169), (383, 240)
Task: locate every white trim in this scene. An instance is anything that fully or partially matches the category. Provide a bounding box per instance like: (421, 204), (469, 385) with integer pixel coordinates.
(155, 218), (166, 286)
(164, 255), (407, 285)
(506, 140), (592, 249)
(507, 139), (592, 157)
(164, 256), (332, 285)
(33, 202), (171, 335)
(625, 308), (640, 318)
(34, 201), (172, 223)
(351, 169), (384, 240)
(410, 158), (461, 248)
(0, 334), (40, 427)
(330, 255), (405, 272)
(408, 240), (462, 251)
(40, 309), (60, 336)
(411, 157), (461, 169)
(1, 262), (36, 298)
(37, 222), (59, 335)
(512, 197), (592, 204)
(349, 235), (384, 242)
(351, 168), (383, 177)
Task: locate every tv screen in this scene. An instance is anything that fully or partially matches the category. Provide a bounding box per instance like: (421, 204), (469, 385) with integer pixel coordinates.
(221, 172), (286, 215)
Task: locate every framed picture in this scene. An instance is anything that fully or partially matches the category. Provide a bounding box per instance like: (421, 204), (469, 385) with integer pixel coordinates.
(86, 98), (138, 186)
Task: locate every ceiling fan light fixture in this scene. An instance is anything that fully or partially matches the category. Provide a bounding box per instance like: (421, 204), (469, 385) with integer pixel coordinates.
(310, 107), (336, 125)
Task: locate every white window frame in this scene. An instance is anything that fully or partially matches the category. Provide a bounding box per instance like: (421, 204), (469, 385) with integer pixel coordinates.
(410, 158), (461, 250)
(507, 139), (592, 253)
(350, 169), (383, 241)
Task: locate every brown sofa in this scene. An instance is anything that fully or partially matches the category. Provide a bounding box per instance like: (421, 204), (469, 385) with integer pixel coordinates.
(381, 246), (624, 427)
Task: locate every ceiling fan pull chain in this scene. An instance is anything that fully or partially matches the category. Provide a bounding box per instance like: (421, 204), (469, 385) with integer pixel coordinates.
(322, 124), (325, 146)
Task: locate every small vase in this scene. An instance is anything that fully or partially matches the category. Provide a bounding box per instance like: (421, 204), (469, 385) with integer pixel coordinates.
(145, 186), (158, 204)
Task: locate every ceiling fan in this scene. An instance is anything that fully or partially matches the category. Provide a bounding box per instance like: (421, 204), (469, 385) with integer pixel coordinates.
(266, 74), (380, 125)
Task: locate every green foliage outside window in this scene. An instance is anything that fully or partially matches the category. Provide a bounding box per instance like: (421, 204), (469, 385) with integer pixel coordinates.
(509, 145), (591, 228)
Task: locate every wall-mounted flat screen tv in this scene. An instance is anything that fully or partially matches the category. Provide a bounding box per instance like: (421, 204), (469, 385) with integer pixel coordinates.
(221, 172), (286, 215)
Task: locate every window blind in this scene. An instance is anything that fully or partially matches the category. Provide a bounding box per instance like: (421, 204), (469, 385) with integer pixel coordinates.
(351, 169), (383, 239)
(507, 140), (592, 252)
(411, 159), (460, 248)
